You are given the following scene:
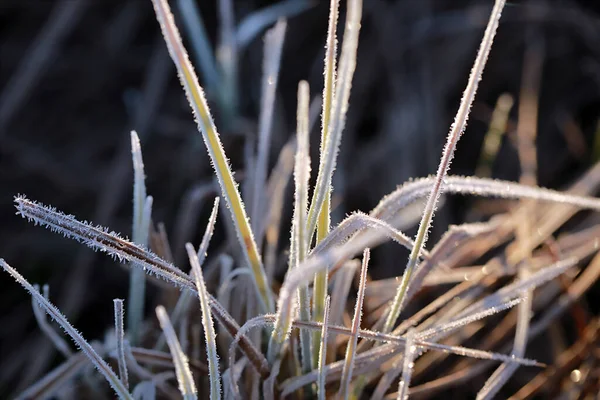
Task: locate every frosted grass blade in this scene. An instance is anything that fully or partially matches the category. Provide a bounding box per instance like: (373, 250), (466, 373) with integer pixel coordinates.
(31, 284), (73, 358)
(150, 0), (274, 312)
(318, 295), (331, 400)
(113, 299), (129, 390)
(187, 243), (221, 400)
(383, 0), (507, 333)
(155, 305), (197, 400)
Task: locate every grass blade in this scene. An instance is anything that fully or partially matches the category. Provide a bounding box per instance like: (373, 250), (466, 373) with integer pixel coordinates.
(113, 299), (129, 390)
(0, 260), (133, 400)
(31, 284), (73, 358)
(250, 19), (286, 238)
(187, 243), (222, 400)
(155, 305), (197, 400)
(318, 295), (331, 400)
(337, 248), (370, 400)
(150, 0), (274, 312)
(312, 0), (340, 366)
(292, 80), (313, 373)
(383, 0), (507, 333)
(397, 329), (417, 400)
(128, 131), (150, 344)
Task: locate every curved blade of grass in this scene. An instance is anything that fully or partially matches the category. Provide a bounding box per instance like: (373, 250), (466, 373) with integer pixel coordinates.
(0, 260), (133, 400)
(187, 243), (221, 400)
(155, 305), (197, 400)
(113, 299), (129, 390)
(383, 0), (507, 334)
(312, 0), (340, 367)
(318, 295), (331, 400)
(337, 248), (370, 400)
(128, 131), (150, 344)
(250, 19), (286, 238)
(150, 0), (274, 313)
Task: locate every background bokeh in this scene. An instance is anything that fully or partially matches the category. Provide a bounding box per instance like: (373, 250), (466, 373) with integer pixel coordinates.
(1, 0), (599, 397)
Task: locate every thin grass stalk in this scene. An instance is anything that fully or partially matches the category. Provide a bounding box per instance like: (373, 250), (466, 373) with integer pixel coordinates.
(155, 305), (197, 400)
(113, 299), (129, 390)
(128, 130), (149, 344)
(31, 284), (73, 358)
(176, 0), (220, 95)
(312, 0), (340, 366)
(337, 249), (370, 400)
(318, 296), (331, 400)
(187, 243), (222, 400)
(397, 329), (417, 400)
(293, 81), (314, 373)
(250, 19), (286, 239)
(0, 260), (133, 400)
(150, 0), (274, 313)
(383, 0), (507, 333)
(306, 0), (362, 242)
(162, 197), (220, 350)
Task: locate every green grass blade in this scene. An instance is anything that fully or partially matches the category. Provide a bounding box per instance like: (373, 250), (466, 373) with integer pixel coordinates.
(383, 0), (507, 333)
(150, 0), (274, 313)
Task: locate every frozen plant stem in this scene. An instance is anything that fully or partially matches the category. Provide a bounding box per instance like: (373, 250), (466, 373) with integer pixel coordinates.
(383, 0), (507, 333)
(150, 0), (274, 312)
(113, 299), (129, 390)
(312, 0), (339, 368)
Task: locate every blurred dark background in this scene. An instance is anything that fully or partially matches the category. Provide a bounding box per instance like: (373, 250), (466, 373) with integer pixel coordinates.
(1, 0), (599, 397)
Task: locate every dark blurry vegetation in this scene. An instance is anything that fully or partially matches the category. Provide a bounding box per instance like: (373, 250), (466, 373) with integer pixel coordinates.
(0, 0), (599, 397)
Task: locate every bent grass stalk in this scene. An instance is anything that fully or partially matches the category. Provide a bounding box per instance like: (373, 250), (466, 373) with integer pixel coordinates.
(150, 0), (274, 313)
(384, 0), (507, 333)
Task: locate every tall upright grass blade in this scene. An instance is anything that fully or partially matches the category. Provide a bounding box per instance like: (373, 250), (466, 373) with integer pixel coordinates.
(14, 196), (270, 380)
(291, 80), (313, 373)
(216, 0), (238, 122)
(155, 305), (197, 400)
(150, 0), (274, 312)
(306, 0), (362, 242)
(250, 19), (286, 238)
(187, 243), (222, 400)
(0, 260), (133, 400)
(113, 299), (129, 390)
(337, 248), (370, 400)
(128, 130), (150, 344)
(318, 295), (331, 400)
(383, 0), (507, 334)
(31, 284), (73, 358)
(312, 0), (340, 366)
